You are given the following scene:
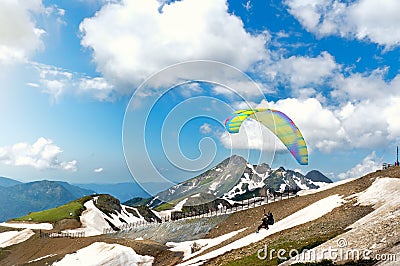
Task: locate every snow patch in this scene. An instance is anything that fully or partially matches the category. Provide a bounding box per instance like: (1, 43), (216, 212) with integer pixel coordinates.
(62, 200), (148, 237)
(0, 222), (53, 230)
(285, 178), (400, 264)
(0, 229), (34, 248)
(296, 177), (358, 196)
(28, 254), (57, 263)
(63, 200), (109, 237)
(52, 242), (154, 266)
(351, 177), (400, 228)
(208, 181), (220, 192)
(167, 228), (247, 260)
(179, 194), (345, 265)
(174, 198), (188, 212)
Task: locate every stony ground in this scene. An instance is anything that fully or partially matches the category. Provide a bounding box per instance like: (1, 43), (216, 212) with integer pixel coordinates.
(183, 168), (398, 265)
(1, 167), (399, 266)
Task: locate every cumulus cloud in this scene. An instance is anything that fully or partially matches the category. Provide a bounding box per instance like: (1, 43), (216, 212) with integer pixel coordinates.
(267, 51), (339, 90)
(261, 98), (347, 153)
(285, 0), (400, 48)
(79, 0), (268, 88)
(227, 74), (400, 154)
(78, 77), (115, 101)
(331, 70), (400, 148)
(94, 167), (103, 173)
(219, 119), (287, 152)
(199, 123), (212, 134)
(0, 0), (45, 63)
(337, 152), (382, 179)
(0, 137), (77, 171)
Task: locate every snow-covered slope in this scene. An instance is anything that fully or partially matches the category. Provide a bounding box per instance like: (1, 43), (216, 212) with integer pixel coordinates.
(0, 222), (53, 230)
(0, 229), (34, 248)
(178, 194), (345, 266)
(52, 242), (154, 266)
(63, 197), (157, 237)
(148, 155), (331, 210)
(284, 177), (400, 264)
(166, 228), (247, 260)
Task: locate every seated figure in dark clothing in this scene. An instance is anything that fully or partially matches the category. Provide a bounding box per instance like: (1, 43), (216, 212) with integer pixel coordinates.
(256, 214), (269, 233)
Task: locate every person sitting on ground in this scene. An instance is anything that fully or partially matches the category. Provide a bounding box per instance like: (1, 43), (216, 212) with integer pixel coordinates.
(267, 211), (274, 225)
(256, 214), (269, 233)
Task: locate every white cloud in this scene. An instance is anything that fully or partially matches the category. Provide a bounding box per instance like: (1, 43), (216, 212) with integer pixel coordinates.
(219, 119), (287, 152)
(79, 0), (268, 88)
(331, 68), (390, 101)
(0, 0), (45, 63)
(330, 70), (400, 147)
(338, 152), (381, 179)
(285, 0), (400, 48)
(0, 137), (78, 171)
(94, 167), (103, 173)
(260, 98), (346, 153)
(243, 0), (252, 11)
(79, 77), (115, 101)
(233, 72), (400, 153)
(30, 63), (116, 102)
(199, 123), (212, 134)
(267, 51), (339, 90)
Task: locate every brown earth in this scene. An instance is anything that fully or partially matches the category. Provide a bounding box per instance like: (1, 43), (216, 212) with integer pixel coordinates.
(52, 219), (81, 231)
(1, 167), (399, 266)
(0, 232), (182, 266)
(202, 167), (400, 265)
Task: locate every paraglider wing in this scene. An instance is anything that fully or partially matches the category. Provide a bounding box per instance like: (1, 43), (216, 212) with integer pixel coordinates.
(224, 108), (308, 165)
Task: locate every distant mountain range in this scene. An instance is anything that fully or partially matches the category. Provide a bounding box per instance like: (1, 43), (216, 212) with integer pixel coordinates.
(2, 155), (332, 222)
(0, 177), (161, 222)
(0, 178), (95, 222)
(143, 155), (332, 209)
(0, 176), (22, 187)
(74, 182), (155, 202)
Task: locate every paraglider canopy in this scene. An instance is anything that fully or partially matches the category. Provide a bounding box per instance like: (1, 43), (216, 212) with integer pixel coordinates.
(224, 108), (308, 165)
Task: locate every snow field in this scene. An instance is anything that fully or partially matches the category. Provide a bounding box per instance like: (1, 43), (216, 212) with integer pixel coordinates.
(0, 228), (34, 248)
(178, 194), (345, 265)
(52, 242), (154, 266)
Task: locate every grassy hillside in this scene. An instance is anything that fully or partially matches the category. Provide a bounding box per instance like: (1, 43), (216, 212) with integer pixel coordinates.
(13, 196), (92, 223)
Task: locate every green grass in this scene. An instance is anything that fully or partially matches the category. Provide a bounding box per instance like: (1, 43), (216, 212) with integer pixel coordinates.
(13, 195), (92, 223)
(293, 259), (376, 265)
(226, 234), (339, 266)
(154, 202), (174, 211)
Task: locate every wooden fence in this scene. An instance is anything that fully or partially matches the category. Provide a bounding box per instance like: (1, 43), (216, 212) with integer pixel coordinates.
(39, 230), (85, 238)
(103, 191), (297, 235)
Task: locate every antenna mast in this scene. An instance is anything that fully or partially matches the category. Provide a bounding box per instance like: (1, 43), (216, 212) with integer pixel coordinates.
(397, 146), (399, 166)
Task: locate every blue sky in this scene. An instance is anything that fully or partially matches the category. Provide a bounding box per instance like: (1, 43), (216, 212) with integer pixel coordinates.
(1, 0), (399, 191)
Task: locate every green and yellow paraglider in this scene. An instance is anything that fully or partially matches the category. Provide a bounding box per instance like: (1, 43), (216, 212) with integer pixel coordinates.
(224, 108), (308, 165)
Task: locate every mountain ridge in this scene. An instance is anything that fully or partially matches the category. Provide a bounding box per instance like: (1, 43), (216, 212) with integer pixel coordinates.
(0, 180), (95, 222)
(144, 155), (331, 210)
(0, 176), (22, 187)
